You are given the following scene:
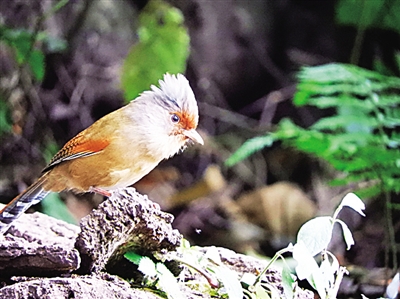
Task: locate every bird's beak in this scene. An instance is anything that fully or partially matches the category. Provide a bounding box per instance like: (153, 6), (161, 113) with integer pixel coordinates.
(184, 129), (204, 145)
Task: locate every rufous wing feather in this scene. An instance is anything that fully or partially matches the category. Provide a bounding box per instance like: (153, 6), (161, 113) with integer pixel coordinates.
(43, 131), (110, 172)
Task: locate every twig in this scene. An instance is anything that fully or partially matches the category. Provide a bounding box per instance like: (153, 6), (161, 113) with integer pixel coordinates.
(198, 101), (258, 129)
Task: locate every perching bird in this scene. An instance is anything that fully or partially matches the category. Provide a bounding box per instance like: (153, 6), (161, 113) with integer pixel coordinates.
(0, 73), (203, 234)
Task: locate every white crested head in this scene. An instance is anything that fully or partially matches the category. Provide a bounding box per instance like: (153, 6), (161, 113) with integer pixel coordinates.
(146, 73), (198, 121)
(152, 73), (191, 102)
(127, 73), (203, 161)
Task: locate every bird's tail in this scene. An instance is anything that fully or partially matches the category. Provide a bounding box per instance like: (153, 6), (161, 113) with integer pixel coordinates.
(0, 173), (51, 234)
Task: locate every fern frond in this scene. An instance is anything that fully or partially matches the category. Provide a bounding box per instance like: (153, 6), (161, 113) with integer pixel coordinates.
(311, 115), (378, 131)
(227, 63), (400, 198)
(225, 135), (274, 167)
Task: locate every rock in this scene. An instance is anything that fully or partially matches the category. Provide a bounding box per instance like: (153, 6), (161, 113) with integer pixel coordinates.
(0, 212), (80, 277)
(0, 273), (159, 299)
(75, 188), (182, 274)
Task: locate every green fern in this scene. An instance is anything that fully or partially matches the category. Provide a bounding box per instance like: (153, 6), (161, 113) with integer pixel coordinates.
(227, 63), (400, 198)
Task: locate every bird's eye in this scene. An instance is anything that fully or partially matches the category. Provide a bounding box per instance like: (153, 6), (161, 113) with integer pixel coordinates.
(171, 114), (180, 123)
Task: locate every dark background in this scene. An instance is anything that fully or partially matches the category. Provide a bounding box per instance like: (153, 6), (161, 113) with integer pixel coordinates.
(1, 0), (399, 296)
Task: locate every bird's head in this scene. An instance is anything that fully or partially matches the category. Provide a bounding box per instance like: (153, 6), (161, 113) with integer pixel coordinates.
(131, 73), (203, 159)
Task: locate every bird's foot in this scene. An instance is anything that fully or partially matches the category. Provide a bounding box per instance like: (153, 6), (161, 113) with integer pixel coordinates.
(89, 186), (112, 197)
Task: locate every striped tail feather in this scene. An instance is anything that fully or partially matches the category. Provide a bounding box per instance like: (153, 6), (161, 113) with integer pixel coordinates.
(0, 174), (50, 234)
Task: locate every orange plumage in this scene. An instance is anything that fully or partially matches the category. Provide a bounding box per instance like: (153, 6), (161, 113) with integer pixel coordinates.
(0, 74), (203, 234)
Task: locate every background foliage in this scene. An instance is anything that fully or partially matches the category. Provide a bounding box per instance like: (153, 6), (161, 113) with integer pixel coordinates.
(121, 0), (189, 101)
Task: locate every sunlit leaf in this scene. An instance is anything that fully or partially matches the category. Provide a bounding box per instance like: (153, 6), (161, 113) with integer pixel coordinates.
(240, 272), (257, 286)
(204, 247), (243, 299)
(214, 265), (243, 299)
(296, 216), (333, 256)
(386, 272), (400, 299)
(320, 258), (335, 289)
(335, 219), (355, 250)
(338, 193), (366, 217)
(254, 284), (271, 299)
(139, 256), (157, 278)
(281, 265), (295, 299)
(156, 263), (183, 299)
(292, 241), (319, 280)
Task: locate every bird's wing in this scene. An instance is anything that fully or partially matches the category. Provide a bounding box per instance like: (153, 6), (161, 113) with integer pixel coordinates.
(43, 131), (110, 172)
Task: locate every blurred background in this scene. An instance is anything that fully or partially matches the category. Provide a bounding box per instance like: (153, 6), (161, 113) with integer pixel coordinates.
(1, 0), (400, 297)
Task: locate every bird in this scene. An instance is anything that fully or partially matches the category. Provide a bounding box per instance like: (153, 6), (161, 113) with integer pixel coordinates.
(0, 73), (203, 234)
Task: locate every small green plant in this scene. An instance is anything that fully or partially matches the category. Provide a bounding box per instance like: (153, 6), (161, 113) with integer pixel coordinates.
(226, 63), (400, 270)
(124, 242), (244, 299)
(125, 251), (184, 299)
(243, 193), (365, 299)
(124, 193), (364, 299)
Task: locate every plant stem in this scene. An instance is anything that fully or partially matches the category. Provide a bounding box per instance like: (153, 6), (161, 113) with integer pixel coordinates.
(252, 247), (291, 288)
(350, 0), (368, 65)
(385, 188), (397, 269)
(368, 89), (398, 271)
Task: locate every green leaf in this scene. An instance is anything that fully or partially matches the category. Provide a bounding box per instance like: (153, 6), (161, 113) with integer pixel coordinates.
(121, 0), (190, 101)
(28, 49), (45, 81)
(336, 0), (400, 33)
(41, 193), (78, 225)
(336, 0), (384, 28)
(124, 251), (143, 265)
(0, 99), (12, 135)
(2, 28), (32, 63)
(311, 115), (378, 131)
(306, 96), (374, 111)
